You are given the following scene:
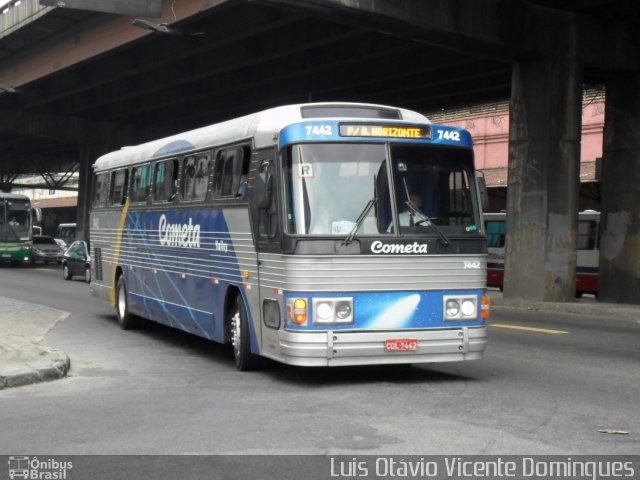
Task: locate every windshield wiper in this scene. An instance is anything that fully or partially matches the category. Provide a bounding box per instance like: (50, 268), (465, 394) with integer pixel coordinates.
(343, 197), (376, 245)
(402, 178), (450, 246)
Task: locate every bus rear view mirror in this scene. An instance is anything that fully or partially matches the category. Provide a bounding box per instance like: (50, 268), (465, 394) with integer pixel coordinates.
(255, 168), (273, 210)
(32, 207), (42, 223)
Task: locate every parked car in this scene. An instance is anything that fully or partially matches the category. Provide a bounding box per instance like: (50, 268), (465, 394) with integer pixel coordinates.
(62, 240), (91, 283)
(32, 235), (64, 264)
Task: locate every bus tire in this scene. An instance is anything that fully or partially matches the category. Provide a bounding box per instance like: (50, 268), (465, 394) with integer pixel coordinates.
(230, 295), (259, 371)
(116, 276), (140, 330)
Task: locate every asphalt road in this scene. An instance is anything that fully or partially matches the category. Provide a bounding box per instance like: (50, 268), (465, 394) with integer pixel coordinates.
(0, 265), (638, 456)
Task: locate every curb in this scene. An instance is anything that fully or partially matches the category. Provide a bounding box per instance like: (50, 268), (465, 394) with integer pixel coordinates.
(0, 343), (71, 390)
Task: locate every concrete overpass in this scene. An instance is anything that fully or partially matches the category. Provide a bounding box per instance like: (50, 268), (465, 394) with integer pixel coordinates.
(0, 0), (639, 304)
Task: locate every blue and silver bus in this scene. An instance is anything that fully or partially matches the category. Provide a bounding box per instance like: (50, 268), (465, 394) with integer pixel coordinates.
(90, 103), (489, 370)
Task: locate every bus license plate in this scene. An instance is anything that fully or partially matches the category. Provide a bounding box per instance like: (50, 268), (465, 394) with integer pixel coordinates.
(385, 339), (418, 351)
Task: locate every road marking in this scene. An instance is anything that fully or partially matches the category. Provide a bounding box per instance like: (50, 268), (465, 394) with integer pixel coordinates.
(36, 268), (55, 272)
(490, 323), (569, 335)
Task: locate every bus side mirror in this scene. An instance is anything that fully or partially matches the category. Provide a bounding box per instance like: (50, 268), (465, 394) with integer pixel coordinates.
(32, 207), (42, 223)
(477, 175), (489, 212)
(253, 161), (278, 240)
(255, 169), (273, 210)
(260, 173), (273, 209)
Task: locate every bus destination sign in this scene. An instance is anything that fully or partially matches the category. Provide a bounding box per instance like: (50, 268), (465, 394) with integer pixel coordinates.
(339, 124), (432, 139)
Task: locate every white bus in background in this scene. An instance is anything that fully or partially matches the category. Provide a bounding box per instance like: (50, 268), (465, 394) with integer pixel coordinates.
(55, 222), (76, 243)
(485, 211), (600, 296)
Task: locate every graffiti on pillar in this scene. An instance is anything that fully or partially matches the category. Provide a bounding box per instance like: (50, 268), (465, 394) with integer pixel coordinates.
(547, 214), (573, 250)
(592, 103), (605, 117)
(465, 120), (476, 131)
(600, 211), (631, 261)
(491, 115), (506, 133)
(526, 158), (541, 186)
(546, 213), (574, 282)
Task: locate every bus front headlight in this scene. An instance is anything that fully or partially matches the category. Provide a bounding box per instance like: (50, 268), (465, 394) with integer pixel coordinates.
(315, 302), (333, 321)
(443, 295), (478, 321)
(445, 299), (460, 318)
(461, 299), (476, 317)
(335, 302), (352, 320)
(312, 298), (354, 325)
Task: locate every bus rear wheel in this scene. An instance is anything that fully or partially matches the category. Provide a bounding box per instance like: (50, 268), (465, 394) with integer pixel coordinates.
(116, 276), (140, 330)
(229, 296), (259, 371)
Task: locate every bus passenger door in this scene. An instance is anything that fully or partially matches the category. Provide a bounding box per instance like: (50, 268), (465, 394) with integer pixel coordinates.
(250, 154), (283, 358)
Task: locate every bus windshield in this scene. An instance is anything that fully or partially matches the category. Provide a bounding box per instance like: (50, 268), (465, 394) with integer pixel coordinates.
(390, 144), (480, 236)
(284, 143), (392, 236)
(0, 199), (31, 242)
(284, 143), (480, 237)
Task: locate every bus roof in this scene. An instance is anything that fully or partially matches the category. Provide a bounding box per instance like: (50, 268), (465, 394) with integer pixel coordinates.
(94, 102), (430, 172)
(0, 193), (30, 201)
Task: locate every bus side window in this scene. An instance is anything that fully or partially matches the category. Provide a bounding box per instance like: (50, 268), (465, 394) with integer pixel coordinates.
(110, 169), (128, 206)
(215, 147), (249, 198)
(486, 220), (506, 247)
(131, 164), (151, 203)
(577, 220), (597, 250)
(154, 159), (178, 202)
(93, 172), (109, 208)
(182, 155), (209, 201)
(194, 154), (209, 199)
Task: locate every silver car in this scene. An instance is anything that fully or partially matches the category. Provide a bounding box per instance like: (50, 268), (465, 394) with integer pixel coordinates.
(32, 235), (63, 264)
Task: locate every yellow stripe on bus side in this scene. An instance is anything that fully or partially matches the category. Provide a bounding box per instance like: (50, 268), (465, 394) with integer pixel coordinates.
(110, 199), (130, 307)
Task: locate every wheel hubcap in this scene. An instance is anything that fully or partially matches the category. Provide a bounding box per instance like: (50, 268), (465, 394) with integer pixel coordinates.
(117, 284), (126, 318)
(230, 310), (241, 357)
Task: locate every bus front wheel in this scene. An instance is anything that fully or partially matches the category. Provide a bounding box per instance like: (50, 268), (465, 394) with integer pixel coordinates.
(229, 296), (259, 371)
(116, 276), (140, 330)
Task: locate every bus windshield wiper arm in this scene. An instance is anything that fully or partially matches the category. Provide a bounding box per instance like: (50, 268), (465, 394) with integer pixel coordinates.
(343, 197), (376, 245)
(404, 199), (451, 246)
(401, 177), (450, 245)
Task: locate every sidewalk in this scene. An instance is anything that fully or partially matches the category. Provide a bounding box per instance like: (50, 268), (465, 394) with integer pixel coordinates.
(0, 296), (70, 390)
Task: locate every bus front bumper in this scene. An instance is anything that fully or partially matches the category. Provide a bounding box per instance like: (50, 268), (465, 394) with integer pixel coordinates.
(276, 326), (487, 367)
(0, 248), (31, 263)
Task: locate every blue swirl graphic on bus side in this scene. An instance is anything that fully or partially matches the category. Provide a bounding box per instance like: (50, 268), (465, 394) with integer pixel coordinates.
(278, 121), (472, 149)
(152, 140), (196, 157)
(118, 209), (255, 347)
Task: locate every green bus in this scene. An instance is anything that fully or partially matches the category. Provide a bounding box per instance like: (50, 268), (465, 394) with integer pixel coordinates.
(0, 193), (33, 266)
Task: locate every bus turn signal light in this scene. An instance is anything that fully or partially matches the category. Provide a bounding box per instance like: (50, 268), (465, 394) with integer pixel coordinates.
(293, 299), (307, 325)
(482, 295), (490, 319)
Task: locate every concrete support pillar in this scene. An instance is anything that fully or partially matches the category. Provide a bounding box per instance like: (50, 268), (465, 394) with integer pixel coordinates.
(598, 75), (640, 304)
(75, 146), (96, 242)
(503, 53), (583, 301)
